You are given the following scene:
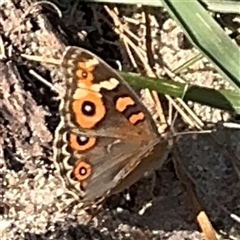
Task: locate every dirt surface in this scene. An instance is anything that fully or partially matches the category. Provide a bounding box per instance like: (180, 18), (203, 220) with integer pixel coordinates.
(1, 1), (240, 240)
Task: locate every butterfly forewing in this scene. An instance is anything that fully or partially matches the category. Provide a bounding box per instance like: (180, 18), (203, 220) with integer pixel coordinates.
(53, 46), (168, 206)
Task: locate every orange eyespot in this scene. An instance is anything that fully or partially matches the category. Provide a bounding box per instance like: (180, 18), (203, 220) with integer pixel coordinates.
(76, 61), (95, 86)
(68, 133), (96, 151)
(73, 160), (92, 182)
(72, 91), (106, 129)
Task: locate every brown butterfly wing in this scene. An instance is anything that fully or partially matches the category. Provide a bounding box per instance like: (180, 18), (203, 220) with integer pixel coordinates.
(53, 47), (168, 206)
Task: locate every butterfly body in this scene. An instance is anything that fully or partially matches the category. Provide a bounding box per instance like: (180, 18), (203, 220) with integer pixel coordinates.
(53, 46), (170, 207)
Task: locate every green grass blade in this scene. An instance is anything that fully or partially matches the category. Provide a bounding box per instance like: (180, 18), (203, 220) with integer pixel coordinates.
(204, 0), (240, 13)
(161, 0), (240, 90)
(120, 72), (240, 114)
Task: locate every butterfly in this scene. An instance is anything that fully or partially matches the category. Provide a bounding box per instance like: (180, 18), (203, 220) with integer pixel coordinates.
(53, 46), (170, 207)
